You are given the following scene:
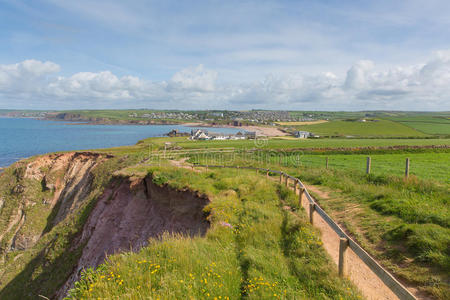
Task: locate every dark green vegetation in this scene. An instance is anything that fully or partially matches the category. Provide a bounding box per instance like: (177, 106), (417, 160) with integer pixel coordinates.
(67, 167), (361, 299)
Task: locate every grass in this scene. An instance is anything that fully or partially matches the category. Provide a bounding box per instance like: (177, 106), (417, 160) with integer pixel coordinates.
(386, 116), (450, 135)
(140, 136), (450, 151)
(189, 154), (449, 298)
(67, 167), (362, 299)
(286, 119), (427, 138)
(275, 120), (328, 126)
(285, 152), (450, 184)
(1, 131), (448, 299)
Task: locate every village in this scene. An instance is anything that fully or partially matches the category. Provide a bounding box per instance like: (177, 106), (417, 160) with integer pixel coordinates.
(166, 128), (316, 140)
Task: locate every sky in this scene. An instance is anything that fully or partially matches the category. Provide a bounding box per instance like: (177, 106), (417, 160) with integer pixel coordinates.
(0, 0), (450, 111)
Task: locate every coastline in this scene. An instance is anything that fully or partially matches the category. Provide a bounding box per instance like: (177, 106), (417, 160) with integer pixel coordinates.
(43, 117), (288, 136)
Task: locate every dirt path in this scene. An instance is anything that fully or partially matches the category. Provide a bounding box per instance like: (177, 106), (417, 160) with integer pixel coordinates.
(296, 183), (400, 300)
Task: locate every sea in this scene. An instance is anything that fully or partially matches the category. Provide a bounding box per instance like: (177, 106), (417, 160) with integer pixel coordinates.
(0, 118), (242, 168)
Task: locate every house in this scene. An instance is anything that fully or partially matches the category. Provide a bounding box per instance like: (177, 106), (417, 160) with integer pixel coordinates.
(190, 129), (210, 140)
(294, 131), (312, 138)
(245, 131), (256, 139)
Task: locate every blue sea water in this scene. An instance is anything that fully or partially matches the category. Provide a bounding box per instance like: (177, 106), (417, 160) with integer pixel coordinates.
(0, 118), (243, 168)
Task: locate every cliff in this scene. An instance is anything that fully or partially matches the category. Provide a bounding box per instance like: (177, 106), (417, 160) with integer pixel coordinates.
(0, 152), (209, 299)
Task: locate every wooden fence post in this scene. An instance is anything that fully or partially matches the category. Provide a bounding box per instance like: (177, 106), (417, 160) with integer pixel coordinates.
(299, 186), (304, 208)
(309, 203), (315, 225)
(279, 172), (283, 184)
(266, 170), (269, 179)
(326, 157), (329, 169)
(285, 175), (289, 187)
(293, 180), (297, 194)
(405, 158), (410, 178)
(366, 156), (371, 174)
(339, 237), (349, 277)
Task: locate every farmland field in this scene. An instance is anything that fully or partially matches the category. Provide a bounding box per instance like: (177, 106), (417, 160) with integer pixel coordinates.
(286, 152), (450, 184)
(144, 136), (450, 150)
(286, 119), (427, 137)
(275, 120), (328, 125)
(186, 146), (449, 298)
(387, 116), (450, 135)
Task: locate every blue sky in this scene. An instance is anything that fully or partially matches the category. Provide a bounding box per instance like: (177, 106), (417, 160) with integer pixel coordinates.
(1, 0), (450, 110)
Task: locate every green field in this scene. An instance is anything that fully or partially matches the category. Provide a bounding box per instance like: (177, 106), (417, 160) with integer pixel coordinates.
(285, 119), (427, 137)
(188, 151), (450, 298)
(386, 116), (450, 135)
(290, 153), (450, 184)
(144, 137), (450, 150)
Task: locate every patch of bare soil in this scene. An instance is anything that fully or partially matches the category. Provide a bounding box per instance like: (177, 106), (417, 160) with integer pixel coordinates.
(57, 174), (210, 298)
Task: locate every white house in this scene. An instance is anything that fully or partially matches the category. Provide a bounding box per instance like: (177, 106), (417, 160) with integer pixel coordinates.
(190, 129), (210, 140)
(294, 131), (312, 138)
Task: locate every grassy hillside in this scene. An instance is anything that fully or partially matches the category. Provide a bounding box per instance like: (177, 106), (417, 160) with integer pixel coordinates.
(287, 119), (427, 137)
(189, 153), (449, 298)
(1, 132), (448, 299)
(67, 166), (361, 299)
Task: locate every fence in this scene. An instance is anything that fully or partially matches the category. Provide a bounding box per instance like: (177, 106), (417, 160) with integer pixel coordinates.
(193, 163), (417, 300)
(148, 148), (414, 179)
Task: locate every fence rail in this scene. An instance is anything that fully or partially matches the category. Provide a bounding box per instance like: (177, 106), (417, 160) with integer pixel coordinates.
(193, 163), (416, 300)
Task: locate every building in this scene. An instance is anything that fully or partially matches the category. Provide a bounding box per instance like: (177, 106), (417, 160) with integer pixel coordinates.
(294, 131), (312, 138)
(245, 131), (256, 139)
(190, 129), (210, 140)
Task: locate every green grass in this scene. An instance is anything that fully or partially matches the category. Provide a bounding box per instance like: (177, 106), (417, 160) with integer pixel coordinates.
(67, 167), (362, 299)
(188, 154), (449, 298)
(387, 116), (450, 135)
(287, 152), (450, 184)
(141, 136), (450, 151)
(287, 119), (427, 138)
(295, 168), (450, 299)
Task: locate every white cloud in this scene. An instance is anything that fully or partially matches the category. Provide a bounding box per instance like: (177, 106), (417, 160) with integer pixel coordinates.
(1, 52), (450, 110)
(0, 59), (60, 93)
(169, 65), (217, 92)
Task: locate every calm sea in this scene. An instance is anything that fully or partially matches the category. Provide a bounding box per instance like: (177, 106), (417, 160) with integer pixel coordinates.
(0, 118), (242, 168)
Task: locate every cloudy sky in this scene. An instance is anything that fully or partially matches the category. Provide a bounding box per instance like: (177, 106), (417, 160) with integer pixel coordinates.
(1, 0), (450, 110)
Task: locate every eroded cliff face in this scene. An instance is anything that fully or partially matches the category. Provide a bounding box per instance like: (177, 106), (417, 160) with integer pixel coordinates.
(0, 152), (210, 299)
(0, 152), (108, 257)
(57, 175), (210, 298)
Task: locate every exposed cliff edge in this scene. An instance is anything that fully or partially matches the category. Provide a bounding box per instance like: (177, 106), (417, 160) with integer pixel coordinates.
(0, 152), (210, 299)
